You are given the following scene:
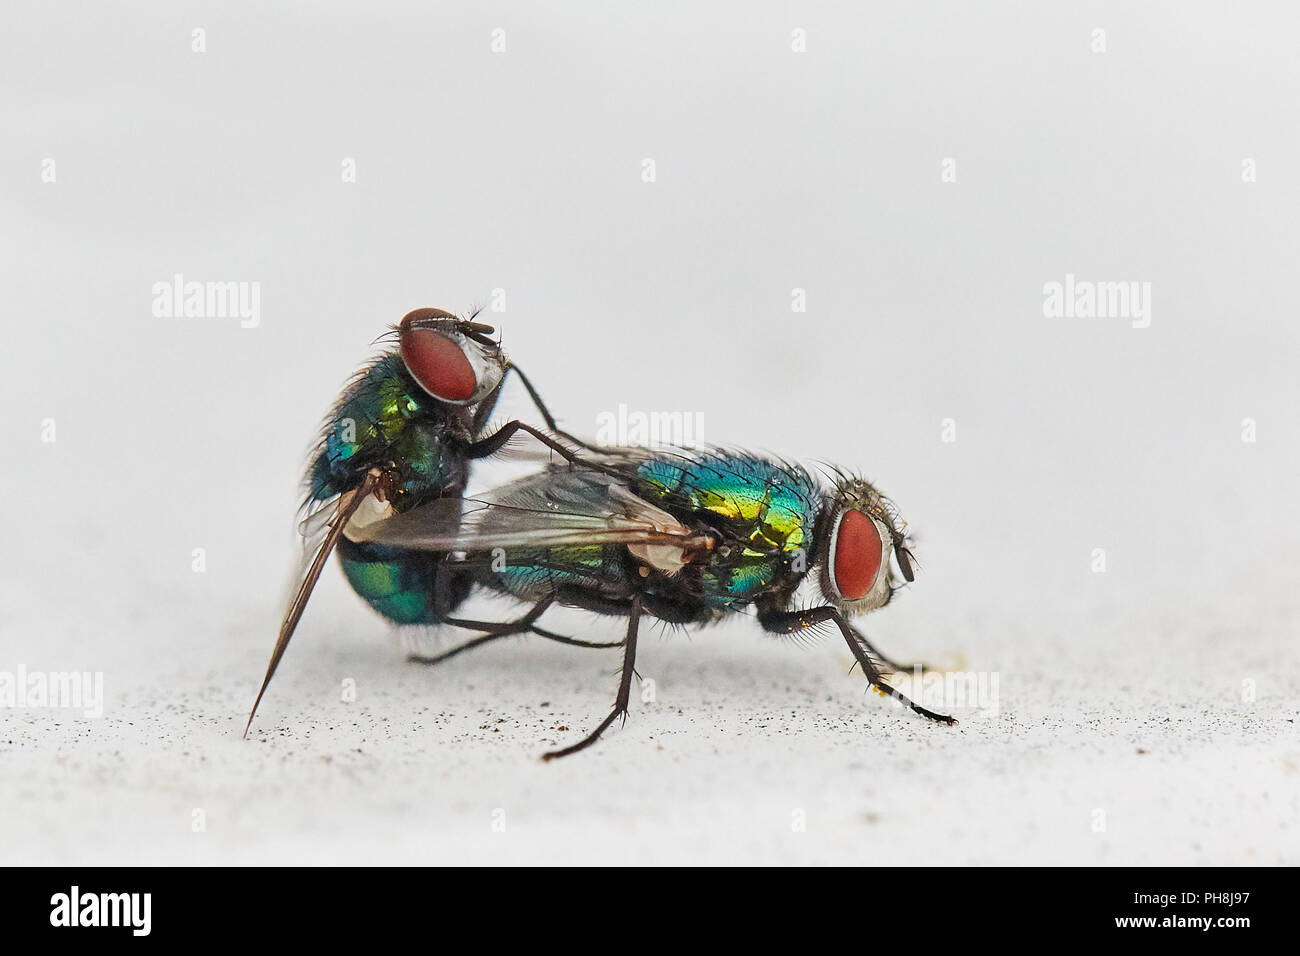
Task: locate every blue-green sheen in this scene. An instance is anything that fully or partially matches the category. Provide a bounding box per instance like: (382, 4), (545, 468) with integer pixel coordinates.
(309, 351), (475, 626)
(488, 452), (820, 611)
(337, 539), (443, 625)
(308, 353), (469, 509)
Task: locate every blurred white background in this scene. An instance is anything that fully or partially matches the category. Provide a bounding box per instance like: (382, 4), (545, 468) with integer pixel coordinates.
(2, 1), (1296, 865)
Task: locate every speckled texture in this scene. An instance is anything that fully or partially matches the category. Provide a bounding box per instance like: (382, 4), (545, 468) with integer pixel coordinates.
(4, 574), (1296, 865)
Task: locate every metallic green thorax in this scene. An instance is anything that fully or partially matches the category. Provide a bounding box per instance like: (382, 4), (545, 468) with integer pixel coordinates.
(634, 453), (818, 608)
(308, 351), (482, 626)
(307, 352), (472, 511)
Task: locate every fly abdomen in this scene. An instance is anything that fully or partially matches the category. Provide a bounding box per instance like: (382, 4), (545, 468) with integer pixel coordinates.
(476, 544), (632, 604)
(336, 537), (470, 625)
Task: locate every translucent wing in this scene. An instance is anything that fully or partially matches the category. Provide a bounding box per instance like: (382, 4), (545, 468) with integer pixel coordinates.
(244, 471), (383, 736)
(353, 467), (713, 568)
(297, 494), (343, 552)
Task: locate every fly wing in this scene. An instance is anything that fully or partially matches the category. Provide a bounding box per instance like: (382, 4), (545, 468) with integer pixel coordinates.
(245, 471), (383, 736)
(352, 467), (712, 565)
(297, 494), (343, 553)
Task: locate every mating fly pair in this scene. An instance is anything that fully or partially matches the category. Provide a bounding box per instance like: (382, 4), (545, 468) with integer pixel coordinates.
(246, 309), (955, 759)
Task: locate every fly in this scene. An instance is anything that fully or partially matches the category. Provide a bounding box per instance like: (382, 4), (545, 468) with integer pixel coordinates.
(357, 447), (956, 759)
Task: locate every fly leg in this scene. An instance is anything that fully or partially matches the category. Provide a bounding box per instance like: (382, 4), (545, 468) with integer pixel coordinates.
(462, 420), (582, 463)
(542, 595), (642, 761)
(409, 582), (622, 665)
(462, 420), (627, 482)
(245, 467), (391, 737)
(409, 626), (622, 666)
(505, 366), (613, 455)
(757, 604), (936, 674)
(757, 606), (956, 725)
(408, 596), (622, 666)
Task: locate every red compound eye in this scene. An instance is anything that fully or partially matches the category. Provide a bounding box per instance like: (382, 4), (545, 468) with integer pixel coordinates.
(399, 326), (477, 401)
(832, 509), (882, 601)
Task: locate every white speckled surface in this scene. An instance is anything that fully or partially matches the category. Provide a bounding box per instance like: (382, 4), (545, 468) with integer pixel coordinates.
(4, 570), (1297, 865)
(2, 2), (1298, 865)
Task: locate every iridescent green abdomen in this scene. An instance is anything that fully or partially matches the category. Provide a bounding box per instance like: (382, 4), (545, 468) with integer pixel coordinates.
(489, 544), (628, 601)
(336, 537), (472, 626)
